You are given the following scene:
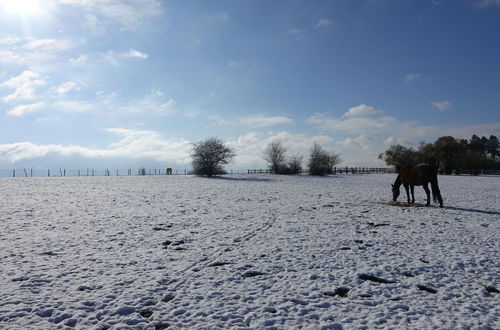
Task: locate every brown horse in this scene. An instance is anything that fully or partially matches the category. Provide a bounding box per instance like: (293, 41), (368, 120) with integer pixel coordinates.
(392, 165), (443, 207)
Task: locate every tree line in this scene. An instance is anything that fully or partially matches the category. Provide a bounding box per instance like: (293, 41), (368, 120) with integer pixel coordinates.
(379, 135), (500, 174)
(191, 137), (341, 177)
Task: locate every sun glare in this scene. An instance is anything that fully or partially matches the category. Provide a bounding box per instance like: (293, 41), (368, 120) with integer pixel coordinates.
(0, 0), (41, 14)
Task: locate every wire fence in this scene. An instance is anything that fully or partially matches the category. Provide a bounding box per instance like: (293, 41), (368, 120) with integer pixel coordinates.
(247, 167), (396, 175)
(3, 167), (498, 179)
(0, 168), (254, 178)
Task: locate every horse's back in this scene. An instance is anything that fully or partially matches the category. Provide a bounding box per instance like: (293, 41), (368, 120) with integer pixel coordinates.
(400, 165), (436, 185)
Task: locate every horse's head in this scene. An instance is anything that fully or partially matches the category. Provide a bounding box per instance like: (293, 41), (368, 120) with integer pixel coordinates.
(391, 183), (400, 201)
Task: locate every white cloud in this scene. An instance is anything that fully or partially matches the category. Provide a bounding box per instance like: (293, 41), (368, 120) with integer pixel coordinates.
(0, 128), (191, 164)
(315, 18), (332, 29)
(6, 102), (46, 117)
(228, 131), (333, 167)
(236, 115), (294, 128)
(51, 91), (177, 116)
(84, 14), (106, 35)
(344, 104), (383, 117)
(24, 39), (73, 51)
(475, 0), (500, 7)
(56, 81), (78, 95)
(1, 71), (46, 102)
(205, 11), (229, 24)
(52, 100), (95, 113)
(0, 37), (77, 67)
(405, 73), (421, 83)
(288, 28), (306, 39)
(124, 49), (148, 59)
(308, 104), (500, 163)
(159, 99), (176, 114)
(58, 0), (163, 32)
(0, 35), (22, 45)
(337, 134), (376, 155)
(104, 49), (149, 64)
(0, 50), (24, 65)
(70, 54), (90, 66)
(151, 88), (163, 96)
(383, 136), (414, 147)
(308, 112), (398, 135)
(431, 100), (452, 112)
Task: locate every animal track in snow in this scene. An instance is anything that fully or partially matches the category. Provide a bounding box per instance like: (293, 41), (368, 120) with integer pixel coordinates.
(358, 274), (396, 284)
(417, 284), (438, 294)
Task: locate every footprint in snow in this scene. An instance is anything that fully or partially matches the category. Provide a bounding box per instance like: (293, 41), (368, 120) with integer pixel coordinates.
(208, 261), (233, 267)
(417, 284), (438, 294)
(162, 293), (175, 303)
(367, 222), (390, 228)
(140, 310), (153, 318)
(40, 251), (58, 256)
(242, 270), (267, 278)
(162, 240), (186, 250)
(324, 287), (350, 298)
(263, 306), (277, 313)
(484, 285), (498, 294)
(358, 274), (396, 284)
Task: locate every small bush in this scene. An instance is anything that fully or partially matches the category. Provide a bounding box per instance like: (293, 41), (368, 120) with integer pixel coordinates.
(192, 137), (235, 177)
(308, 142), (341, 176)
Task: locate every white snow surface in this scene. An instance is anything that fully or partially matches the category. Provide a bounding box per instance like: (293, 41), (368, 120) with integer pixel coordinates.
(0, 174), (498, 329)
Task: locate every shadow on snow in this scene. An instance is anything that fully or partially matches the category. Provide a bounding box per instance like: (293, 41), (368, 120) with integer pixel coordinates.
(444, 206), (500, 216)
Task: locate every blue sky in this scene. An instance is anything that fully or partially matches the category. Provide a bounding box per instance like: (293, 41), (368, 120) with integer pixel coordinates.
(1, 0), (499, 170)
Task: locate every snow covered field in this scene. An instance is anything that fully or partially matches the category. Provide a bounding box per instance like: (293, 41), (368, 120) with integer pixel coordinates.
(0, 174), (498, 329)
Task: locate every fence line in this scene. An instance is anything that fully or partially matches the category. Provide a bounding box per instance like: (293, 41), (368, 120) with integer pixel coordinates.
(8, 167), (499, 178)
(0, 168), (253, 178)
(1, 168), (189, 178)
(248, 167), (396, 175)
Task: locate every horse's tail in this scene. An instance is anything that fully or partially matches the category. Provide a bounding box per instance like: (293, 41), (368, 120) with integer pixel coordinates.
(430, 169), (443, 207)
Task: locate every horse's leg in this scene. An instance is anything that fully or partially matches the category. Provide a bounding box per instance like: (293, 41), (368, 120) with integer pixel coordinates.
(403, 183), (410, 204)
(410, 185), (415, 204)
(423, 183), (431, 206)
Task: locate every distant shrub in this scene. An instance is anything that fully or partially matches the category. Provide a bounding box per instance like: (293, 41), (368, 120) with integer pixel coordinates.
(308, 142), (342, 176)
(192, 137), (235, 177)
(286, 153), (304, 174)
(263, 139), (288, 174)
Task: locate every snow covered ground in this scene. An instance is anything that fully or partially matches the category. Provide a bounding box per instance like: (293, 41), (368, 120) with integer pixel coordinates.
(0, 174), (498, 329)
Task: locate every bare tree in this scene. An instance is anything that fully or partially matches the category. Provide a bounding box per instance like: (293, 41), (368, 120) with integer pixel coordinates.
(287, 153), (304, 174)
(263, 139), (288, 174)
(326, 151), (342, 174)
(192, 137), (235, 177)
(308, 142), (341, 175)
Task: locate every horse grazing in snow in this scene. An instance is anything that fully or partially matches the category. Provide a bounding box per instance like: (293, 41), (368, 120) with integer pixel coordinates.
(392, 165), (443, 207)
